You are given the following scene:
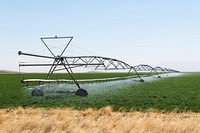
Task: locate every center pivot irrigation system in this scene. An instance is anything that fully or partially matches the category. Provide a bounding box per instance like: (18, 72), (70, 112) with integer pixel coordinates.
(18, 36), (179, 97)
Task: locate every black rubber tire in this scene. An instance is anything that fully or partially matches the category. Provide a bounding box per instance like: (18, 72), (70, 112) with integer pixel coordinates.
(76, 89), (88, 97)
(31, 88), (44, 97)
(139, 79), (145, 83)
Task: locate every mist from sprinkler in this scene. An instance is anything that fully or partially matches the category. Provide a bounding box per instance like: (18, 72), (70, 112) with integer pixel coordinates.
(24, 73), (182, 97)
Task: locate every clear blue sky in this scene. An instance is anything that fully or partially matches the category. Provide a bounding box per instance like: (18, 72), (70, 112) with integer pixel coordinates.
(0, 0), (199, 72)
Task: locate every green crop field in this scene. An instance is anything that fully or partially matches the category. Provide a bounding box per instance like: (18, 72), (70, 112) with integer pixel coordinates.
(0, 72), (200, 112)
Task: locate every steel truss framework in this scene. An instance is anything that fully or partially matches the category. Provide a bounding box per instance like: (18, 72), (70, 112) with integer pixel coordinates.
(18, 36), (179, 96)
(154, 66), (166, 73)
(132, 64), (160, 77)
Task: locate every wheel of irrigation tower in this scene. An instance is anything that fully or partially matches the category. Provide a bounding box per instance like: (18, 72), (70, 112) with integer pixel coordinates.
(76, 88), (88, 97)
(139, 79), (145, 82)
(31, 88), (44, 97)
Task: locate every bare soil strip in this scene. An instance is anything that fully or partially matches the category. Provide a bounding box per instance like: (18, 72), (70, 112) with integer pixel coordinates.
(0, 107), (200, 133)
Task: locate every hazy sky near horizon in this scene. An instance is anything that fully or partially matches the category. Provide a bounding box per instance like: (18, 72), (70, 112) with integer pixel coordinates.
(0, 0), (200, 72)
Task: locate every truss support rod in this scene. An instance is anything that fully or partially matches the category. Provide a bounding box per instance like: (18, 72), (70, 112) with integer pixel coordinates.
(126, 67), (142, 80)
(60, 37), (73, 57)
(132, 67), (142, 80)
(18, 51), (54, 59)
(127, 68), (132, 76)
(61, 61), (81, 89)
(19, 63), (103, 67)
(46, 60), (60, 79)
(153, 68), (160, 77)
(65, 59), (74, 74)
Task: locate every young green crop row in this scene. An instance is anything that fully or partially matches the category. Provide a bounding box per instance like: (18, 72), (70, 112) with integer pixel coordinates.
(0, 72), (200, 112)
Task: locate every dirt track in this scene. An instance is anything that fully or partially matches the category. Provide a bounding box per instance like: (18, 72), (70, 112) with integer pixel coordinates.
(0, 107), (200, 133)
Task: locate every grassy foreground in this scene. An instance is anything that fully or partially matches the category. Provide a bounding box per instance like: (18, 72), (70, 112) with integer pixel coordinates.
(0, 72), (200, 112)
(0, 107), (200, 133)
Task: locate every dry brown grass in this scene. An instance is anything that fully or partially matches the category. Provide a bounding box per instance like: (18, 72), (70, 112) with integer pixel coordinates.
(0, 106), (200, 133)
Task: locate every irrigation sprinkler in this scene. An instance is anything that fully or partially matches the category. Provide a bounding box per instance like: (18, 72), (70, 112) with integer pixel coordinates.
(18, 36), (179, 96)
